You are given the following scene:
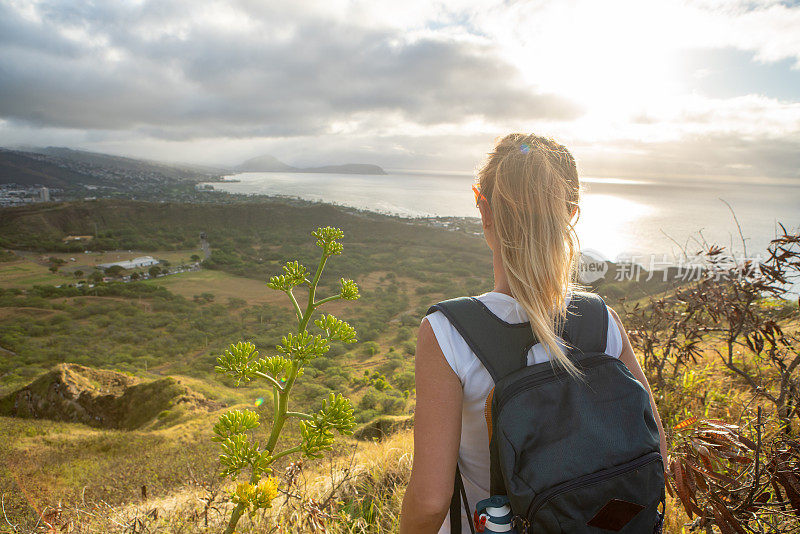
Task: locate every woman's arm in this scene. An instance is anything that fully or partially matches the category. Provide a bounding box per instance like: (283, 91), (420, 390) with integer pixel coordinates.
(399, 318), (463, 534)
(608, 306), (669, 461)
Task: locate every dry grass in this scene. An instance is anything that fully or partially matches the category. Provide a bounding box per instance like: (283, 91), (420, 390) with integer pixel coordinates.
(141, 270), (286, 307)
(0, 430), (413, 533)
(0, 260), (55, 288)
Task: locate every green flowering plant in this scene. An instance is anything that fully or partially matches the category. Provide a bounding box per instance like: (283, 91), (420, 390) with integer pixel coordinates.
(214, 227), (359, 533)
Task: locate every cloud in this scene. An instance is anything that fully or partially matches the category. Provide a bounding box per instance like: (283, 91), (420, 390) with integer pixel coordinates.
(0, 0), (580, 139)
(575, 132), (800, 181)
(0, 0), (799, 180)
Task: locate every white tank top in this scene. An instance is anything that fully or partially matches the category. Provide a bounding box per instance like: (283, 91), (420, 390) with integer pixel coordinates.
(425, 291), (624, 533)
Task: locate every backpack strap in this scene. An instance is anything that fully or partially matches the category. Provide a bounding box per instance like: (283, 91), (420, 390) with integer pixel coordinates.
(561, 291), (609, 356)
(449, 465), (475, 534)
(426, 292), (610, 381)
(427, 297), (536, 382)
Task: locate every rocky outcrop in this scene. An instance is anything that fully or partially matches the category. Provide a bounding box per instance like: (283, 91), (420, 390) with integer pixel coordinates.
(0, 364), (219, 429)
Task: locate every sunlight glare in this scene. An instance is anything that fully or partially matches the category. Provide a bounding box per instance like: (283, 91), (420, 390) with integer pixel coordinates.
(577, 192), (654, 259)
(496, 1), (681, 139)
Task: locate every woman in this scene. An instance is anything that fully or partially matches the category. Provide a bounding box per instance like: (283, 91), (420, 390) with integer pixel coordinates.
(399, 134), (667, 533)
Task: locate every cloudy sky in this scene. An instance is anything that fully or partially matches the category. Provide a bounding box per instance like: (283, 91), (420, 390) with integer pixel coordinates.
(1, 0), (799, 178)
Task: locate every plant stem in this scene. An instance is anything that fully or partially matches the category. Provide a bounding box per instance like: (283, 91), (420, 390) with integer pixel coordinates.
(298, 253), (328, 333)
(273, 387), (279, 422)
(270, 444), (303, 462)
(224, 505), (244, 534)
(287, 289), (302, 320)
(224, 467), (263, 534)
(252, 371), (284, 392)
(314, 294), (341, 306)
(262, 254), (328, 458)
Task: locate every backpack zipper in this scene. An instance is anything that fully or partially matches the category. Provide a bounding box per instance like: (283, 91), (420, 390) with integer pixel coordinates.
(524, 451), (662, 524)
(495, 354), (618, 409)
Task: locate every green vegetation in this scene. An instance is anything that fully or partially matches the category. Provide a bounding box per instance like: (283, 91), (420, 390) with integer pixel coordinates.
(213, 227), (360, 533)
(0, 200), (494, 291)
(3, 199), (796, 532)
(0, 282), (268, 394)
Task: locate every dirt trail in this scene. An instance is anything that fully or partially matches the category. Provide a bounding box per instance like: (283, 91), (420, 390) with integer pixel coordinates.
(0, 345), (18, 357)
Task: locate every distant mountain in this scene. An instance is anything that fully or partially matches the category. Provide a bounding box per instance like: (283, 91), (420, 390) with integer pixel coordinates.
(0, 148), (103, 187)
(235, 154), (295, 172)
(0, 147), (387, 191)
(235, 154), (386, 175)
(30, 147), (223, 181)
(0, 147), (221, 188)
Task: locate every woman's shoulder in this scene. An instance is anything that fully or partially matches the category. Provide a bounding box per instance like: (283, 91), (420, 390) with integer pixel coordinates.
(422, 302), (482, 382)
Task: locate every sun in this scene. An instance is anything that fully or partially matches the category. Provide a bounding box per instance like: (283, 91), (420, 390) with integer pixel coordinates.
(492, 1), (682, 139)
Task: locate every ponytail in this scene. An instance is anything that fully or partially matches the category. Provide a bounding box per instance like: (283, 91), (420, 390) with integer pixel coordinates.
(478, 134), (582, 376)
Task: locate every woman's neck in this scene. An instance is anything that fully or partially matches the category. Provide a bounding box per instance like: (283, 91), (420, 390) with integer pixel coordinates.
(492, 249), (513, 297)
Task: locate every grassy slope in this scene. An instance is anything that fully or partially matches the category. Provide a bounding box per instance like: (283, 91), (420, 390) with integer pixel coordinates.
(0, 199), (711, 530)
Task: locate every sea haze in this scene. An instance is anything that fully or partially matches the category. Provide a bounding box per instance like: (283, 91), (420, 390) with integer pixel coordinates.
(204, 171), (800, 262)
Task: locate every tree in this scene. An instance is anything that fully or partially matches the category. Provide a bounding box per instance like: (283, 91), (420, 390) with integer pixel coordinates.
(48, 256), (66, 272)
(105, 265), (125, 278)
(148, 265), (161, 278)
(623, 224), (800, 532)
(191, 254), (201, 263)
(679, 227), (800, 428)
(214, 227), (361, 534)
(668, 411), (800, 532)
(193, 292), (215, 304)
(73, 270), (84, 279)
(89, 270), (104, 284)
(227, 297), (247, 309)
(130, 272), (140, 281)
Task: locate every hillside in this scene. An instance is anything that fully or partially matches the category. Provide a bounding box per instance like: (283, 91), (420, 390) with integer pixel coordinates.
(0, 147), (221, 189)
(0, 363), (218, 429)
(0, 149), (104, 187)
(32, 147), (226, 180)
(0, 199), (491, 284)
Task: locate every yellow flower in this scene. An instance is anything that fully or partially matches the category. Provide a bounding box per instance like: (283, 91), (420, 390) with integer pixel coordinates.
(231, 482), (253, 505)
(231, 477), (279, 510)
(252, 476), (280, 509)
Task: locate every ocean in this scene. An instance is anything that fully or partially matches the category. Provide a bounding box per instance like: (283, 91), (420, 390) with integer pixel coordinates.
(203, 170), (799, 263)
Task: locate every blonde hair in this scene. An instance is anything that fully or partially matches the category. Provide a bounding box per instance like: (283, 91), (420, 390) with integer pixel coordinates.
(478, 133), (582, 376)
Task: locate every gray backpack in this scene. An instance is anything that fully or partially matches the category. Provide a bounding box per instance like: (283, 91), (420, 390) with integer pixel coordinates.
(427, 291), (665, 533)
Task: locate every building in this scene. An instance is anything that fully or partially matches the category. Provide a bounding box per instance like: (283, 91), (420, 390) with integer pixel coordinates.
(98, 256), (159, 270)
(63, 235), (94, 243)
(39, 187), (50, 202)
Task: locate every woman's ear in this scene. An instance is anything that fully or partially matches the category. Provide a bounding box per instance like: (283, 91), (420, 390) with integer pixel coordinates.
(479, 200), (497, 251)
(479, 200), (492, 230)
